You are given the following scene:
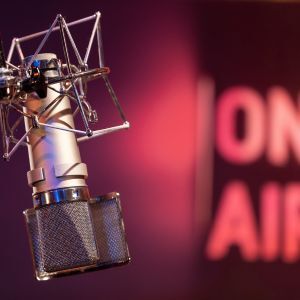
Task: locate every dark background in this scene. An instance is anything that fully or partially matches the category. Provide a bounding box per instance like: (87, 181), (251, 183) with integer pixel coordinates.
(198, 2), (300, 300)
(1, 0), (300, 299)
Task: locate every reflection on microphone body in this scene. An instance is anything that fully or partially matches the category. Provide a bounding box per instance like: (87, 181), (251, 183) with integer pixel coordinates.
(23, 53), (130, 280)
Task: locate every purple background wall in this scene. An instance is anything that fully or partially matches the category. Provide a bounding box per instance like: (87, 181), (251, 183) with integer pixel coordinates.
(3, 1), (300, 300)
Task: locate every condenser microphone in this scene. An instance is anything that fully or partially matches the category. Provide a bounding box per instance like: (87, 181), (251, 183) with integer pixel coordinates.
(0, 12), (131, 281)
(23, 53), (130, 280)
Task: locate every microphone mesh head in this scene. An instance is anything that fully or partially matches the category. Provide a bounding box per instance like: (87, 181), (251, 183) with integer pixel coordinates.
(24, 192), (130, 280)
(90, 196), (130, 265)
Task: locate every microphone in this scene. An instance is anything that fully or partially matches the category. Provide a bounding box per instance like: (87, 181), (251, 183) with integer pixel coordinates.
(0, 12), (131, 280)
(23, 53), (130, 281)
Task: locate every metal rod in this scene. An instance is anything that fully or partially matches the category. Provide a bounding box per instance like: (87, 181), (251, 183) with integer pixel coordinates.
(4, 126), (32, 160)
(47, 67), (109, 85)
(84, 12), (100, 64)
(9, 104), (32, 118)
(57, 15), (94, 133)
(57, 17), (92, 135)
(71, 82), (91, 135)
(61, 17), (84, 66)
(0, 105), (9, 156)
(103, 75), (127, 122)
(37, 94), (65, 118)
(65, 64), (84, 95)
(5, 61), (20, 70)
(12, 102), (36, 115)
(96, 19), (105, 68)
(7, 38), (16, 63)
(25, 15), (59, 72)
(58, 15), (72, 74)
(18, 14), (97, 42)
(73, 106), (80, 118)
(47, 85), (65, 95)
(47, 79), (74, 94)
(77, 121), (130, 142)
(37, 121), (87, 135)
(6, 105), (13, 136)
(15, 41), (24, 61)
(10, 136), (27, 146)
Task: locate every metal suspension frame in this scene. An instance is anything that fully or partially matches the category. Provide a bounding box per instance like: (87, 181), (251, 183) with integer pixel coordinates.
(1, 12), (129, 161)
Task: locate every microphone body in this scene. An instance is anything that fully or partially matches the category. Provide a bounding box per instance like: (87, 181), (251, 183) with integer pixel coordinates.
(24, 53), (87, 193)
(22, 54), (130, 281)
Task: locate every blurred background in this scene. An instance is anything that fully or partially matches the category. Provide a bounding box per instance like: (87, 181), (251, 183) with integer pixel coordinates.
(1, 0), (300, 299)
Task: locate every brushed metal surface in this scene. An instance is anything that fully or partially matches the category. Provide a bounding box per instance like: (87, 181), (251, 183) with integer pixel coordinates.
(23, 53), (88, 194)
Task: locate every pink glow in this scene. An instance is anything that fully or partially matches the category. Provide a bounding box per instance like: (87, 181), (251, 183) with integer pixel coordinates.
(195, 77), (215, 232)
(260, 183), (281, 261)
(216, 87), (266, 164)
(85, 7), (199, 258)
(267, 87), (300, 166)
(206, 181), (259, 261)
(283, 183), (300, 262)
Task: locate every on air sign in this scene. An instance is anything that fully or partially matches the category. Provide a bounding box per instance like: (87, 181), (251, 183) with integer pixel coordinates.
(205, 86), (300, 263)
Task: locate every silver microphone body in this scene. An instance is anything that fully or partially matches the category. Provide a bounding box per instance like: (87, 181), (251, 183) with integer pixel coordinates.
(22, 54), (130, 281)
(24, 53), (87, 193)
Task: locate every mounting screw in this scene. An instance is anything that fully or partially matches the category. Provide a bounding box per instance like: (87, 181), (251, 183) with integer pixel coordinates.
(32, 116), (39, 128)
(86, 129), (93, 137)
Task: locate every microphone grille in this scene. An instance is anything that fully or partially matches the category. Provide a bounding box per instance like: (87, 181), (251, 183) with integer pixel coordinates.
(90, 195), (130, 264)
(24, 192), (130, 280)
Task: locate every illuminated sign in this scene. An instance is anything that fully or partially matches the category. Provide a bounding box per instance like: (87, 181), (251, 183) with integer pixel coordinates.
(206, 86), (300, 262)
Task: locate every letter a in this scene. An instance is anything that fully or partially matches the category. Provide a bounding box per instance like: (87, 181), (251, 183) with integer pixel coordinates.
(206, 181), (259, 261)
